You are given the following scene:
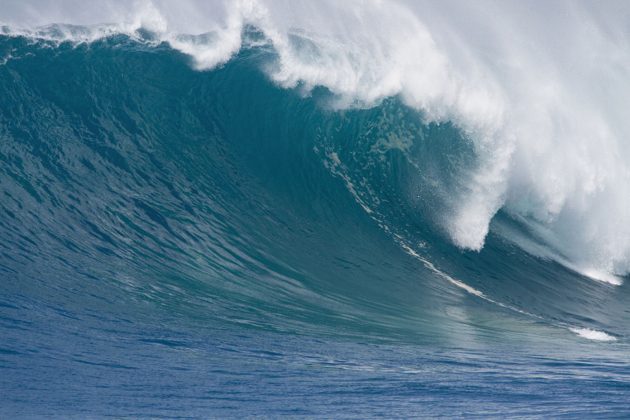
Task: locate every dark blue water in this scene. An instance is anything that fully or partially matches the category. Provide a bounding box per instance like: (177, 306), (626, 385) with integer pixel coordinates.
(1, 34), (630, 417)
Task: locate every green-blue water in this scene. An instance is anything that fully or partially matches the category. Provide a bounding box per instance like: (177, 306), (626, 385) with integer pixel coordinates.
(1, 33), (630, 417)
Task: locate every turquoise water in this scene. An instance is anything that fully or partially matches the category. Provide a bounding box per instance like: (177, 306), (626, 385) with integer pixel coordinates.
(1, 34), (630, 417)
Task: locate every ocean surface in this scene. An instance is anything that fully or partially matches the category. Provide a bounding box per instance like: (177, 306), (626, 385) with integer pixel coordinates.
(2, 1), (630, 417)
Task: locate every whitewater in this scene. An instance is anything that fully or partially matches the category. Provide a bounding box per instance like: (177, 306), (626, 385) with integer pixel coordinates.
(2, 0), (630, 417)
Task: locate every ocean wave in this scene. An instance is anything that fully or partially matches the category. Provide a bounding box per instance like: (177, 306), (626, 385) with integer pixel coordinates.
(1, 27), (626, 345)
(4, 3), (630, 416)
(3, 0), (630, 282)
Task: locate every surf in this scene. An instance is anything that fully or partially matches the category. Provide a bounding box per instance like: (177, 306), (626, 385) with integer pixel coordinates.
(2, 2), (630, 416)
(3, 0), (630, 283)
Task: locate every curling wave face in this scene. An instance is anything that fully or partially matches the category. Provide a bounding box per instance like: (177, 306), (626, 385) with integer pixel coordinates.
(0, 27), (628, 343)
(3, 0), (630, 281)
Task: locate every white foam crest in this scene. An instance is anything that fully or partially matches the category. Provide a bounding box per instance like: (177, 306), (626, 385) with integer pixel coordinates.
(570, 328), (617, 342)
(3, 0), (630, 278)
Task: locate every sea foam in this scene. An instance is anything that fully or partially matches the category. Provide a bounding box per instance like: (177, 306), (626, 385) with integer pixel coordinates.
(570, 328), (617, 342)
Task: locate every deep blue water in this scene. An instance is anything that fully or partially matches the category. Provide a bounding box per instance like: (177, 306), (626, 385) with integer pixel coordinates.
(1, 34), (630, 418)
